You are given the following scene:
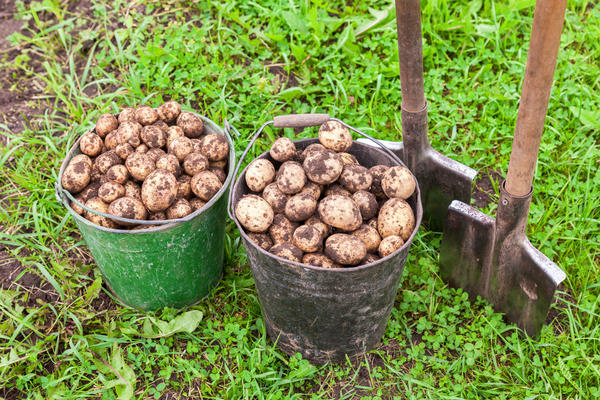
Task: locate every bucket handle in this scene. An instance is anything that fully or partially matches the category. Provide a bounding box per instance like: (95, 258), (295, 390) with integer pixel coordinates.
(227, 113), (405, 221)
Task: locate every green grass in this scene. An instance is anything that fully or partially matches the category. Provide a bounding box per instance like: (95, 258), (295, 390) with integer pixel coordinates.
(1, 0), (599, 398)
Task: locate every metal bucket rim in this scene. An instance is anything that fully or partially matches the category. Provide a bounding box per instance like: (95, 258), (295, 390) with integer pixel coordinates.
(57, 113), (236, 234)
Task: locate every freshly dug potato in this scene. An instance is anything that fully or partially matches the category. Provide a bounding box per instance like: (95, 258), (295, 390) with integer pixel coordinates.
(168, 136), (194, 162)
(317, 195), (362, 232)
(210, 168), (226, 183)
(104, 131), (120, 150)
(98, 181), (125, 203)
(189, 198), (206, 211)
(176, 112), (203, 137)
(176, 175), (192, 199)
(157, 101), (181, 123)
(324, 233), (367, 266)
(245, 159), (275, 192)
(141, 169), (178, 212)
(95, 114), (118, 138)
(351, 224), (381, 253)
(166, 198), (192, 219)
(367, 217), (378, 231)
(270, 242), (303, 263)
(377, 198), (415, 240)
(191, 170), (223, 201)
(146, 148), (166, 163)
(361, 253), (381, 265)
(306, 215), (331, 240)
(115, 143), (135, 160)
(166, 126), (185, 147)
(235, 194), (274, 232)
(190, 138), (203, 153)
(135, 105), (158, 126)
(126, 152), (155, 181)
(339, 164), (372, 193)
(299, 182), (322, 201)
(269, 137), (296, 162)
(247, 232), (273, 251)
(292, 225), (322, 253)
(352, 190), (378, 220)
(106, 165), (129, 184)
(318, 120), (352, 152)
(276, 161), (306, 195)
(201, 133), (229, 161)
(382, 166), (416, 200)
(84, 197), (117, 228)
(156, 154), (182, 177)
(378, 235), (404, 258)
(183, 152), (209, 176)
(262, 183), (289, 214)
(71, 195), (85, 215)
(108, 196), (147, 225)
(118, 107), (136, 123)
(62, 155), (92, 194)
(80, 132), (103, 157)
(339, 152), (358, 165)
(140, 125), (166, 148)
(300, 143), (326, 162)
(136, 144), (148, 153)
(94, 150), (121, 174)
(369, 165), (389, 198)
(153, 120), (169, 132)
(268, 214), (298, 244)
(149, 211), (166, 220)
(302, 253), (339, 269)
(303, 149), (343, 185)
(118, 121), (142, 147)
(124, 181), (142, 201)
(284, 193), (317, 222)
(209, 159), (227, 169)
(79, 181), (101, 202)
(324, 184), (351, 198)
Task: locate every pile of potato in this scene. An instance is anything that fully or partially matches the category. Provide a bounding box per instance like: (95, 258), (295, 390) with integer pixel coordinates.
(61, 101), (229, 229)
(235, 120), (416, 268)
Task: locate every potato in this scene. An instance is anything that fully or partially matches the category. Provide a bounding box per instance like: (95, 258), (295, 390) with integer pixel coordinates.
(302, 253), (340, 269)
(169, 137), (194, 162)
(352, 190), (378, 220)
(302, 149), (343, 185)
(62, 155), (92, 194)
(318, 120), (352, 152)
(292, 225), (322, 253)
(369, 165), (389, 198)
(191, 170), (222, 201)
(141, 169), (178, 212)
(367, 217), (378, 231)
(262, 182), (289, 213)
(377, 198), (415, 240)
(299, 143), (326, 162)
(189, 198), (206, 211)
(201, 133), (229, 161)
(115, 143), (135, 160)
(276, 161), (306, 195)
(156, 154), (182, 177)
(209, 159), (227, 169)
(338, 152), (358, 166)
(351, 224), (381, 253)
(149, 211), (166, 221)
(378, 235), (404, 258)
(299, 182), (322, 201)
(317, 195), (362, 232)
(166, 126), (185, 147)
(247, 232), (274, 251)
(104, 130), (120, 150)
(84, 197), (117, 228)
(183, 152), (209, 176)
(191, 138), (203, 153)
(136, 144), (148, 153)
(177, 112), (203, 137)
(98, 181), (125, 203)
(124, 181), (142, 201)
(135, 105), (158, 126)
(361, 253), (381, 265)
(269, 137), (296, 162)
(95, 114), (118, 138)
(71, 195), (85, 215)
(146, 148), (166, 163)
(80, 132), (103, 157)
(324, 184), (351, 198)
(268, 214), (298, 244)
(324, 233), (367, 266)
(157, 101), (181, 123)
(176, 175), (192, 199)
(140, 125), (166, 148)
(166, 198), (192, 219)
(284, 193), (317, 222)
(153, 120), (169, 132)
(270, 242), (303, 263)
(125, 152), (155, 181)
(382, 166), (416, 199)
(118, 107), (136, 123)
(108, 196), (148, 225)
(210, 168), (227, 183)
(339, 164), (372, 193)
(118, 121), (142, 147)
(305, 215), (331, 240)
(235, 194), (274, 233)
(95, 150), (121, 174)
(79, 181), (101, 202)
(105, 165), (129, 184)
(245, 159), (275, 192)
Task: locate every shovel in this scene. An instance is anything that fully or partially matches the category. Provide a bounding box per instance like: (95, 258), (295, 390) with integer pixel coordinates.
(358, 0), (477, 231)
(439, 0), (567, 337)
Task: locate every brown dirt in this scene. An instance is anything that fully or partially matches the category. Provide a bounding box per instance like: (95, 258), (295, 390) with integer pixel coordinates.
(472, 169), (503, 209)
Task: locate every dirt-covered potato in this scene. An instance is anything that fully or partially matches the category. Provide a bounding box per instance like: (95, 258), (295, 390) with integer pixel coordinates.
(157, 101), (181, 123)
(247, 232), (274, 251)
(377, 198), (415, 240)
(176, 175), (192, 199)
(201, 134), (229, 161)
(351, 224), (381, 253)
(300, 143), (326, 162)
(95, 114), (118, 138)
(285, 193), (317, 222)
(117, 121), (142, 147)
(166, 126), (185, 148)
(306, 215), (331, 240)
(141, 169), (178, 212)
(149, 211), (166, 220)
(268, 214), (298, 244)
(302, 253), (339, 268)
(79, 181), (100, 202)
(352, 190), (378, 220)
(71, 195), (85, 215)
(80, 132), (103, 157)
(361, 253), (381, 265)
(235, 194), (274, 233)
(108, 196), (147, 225)
(183, 152), (209, 176)
(104, 131), (120, 150)
(324, 184), (351, 198)
(209, 159), (227, 169)
(140, 125), (166, 148)
(118, 107), (136, 123)
(339, 164), (372, 193)
(156, 154), (182, 177)
(153, 120), (169, 132)
(270, 242), (303, 262)
(324, 233), (367, 266)
(382, 166), (416, 199)
(269, 137), (296, 162)
(245, 159), (275, 192)
(98, 181), (125, 203)
(292, 225), (322, 253)
(106, 164), (129, 184)
(189, 198), (206, 211)
(338, 152), (358, 165)
(94, 150), (121, 174)
(303, 149), (343, 185)
(146, 148), (166, 163)
(135, 105), (158, 126)
(136, 144), (148, 153)
(124, 181), (142, 200)
(115, 143), (134, 160)
(262, 183), (289, 214)
(299, 182), (322, 201)
(369, 165), (389, 198)
(317, 195), (362, 232)
(378, 235), (404, 258)
(276, 161), (306, 195)
(190, 138), (203, 153)
(84, 197), (117, 228)
(62, 155), (92, 193)
(168, 136), (194, 162)
(176, 112), (203, 138)
(191, 170), (222, 201)
(318, 120), (352, 152)
(126, 152), (155, 181)
(166, 198), (192, 219)
(210, 168), (227, 183)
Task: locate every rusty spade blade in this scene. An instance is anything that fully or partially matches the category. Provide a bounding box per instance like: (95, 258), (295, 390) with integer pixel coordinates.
(440, 0), (567, 337)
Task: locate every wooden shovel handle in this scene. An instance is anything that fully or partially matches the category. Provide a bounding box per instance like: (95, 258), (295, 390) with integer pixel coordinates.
(395, 0), (426, 112)
(505, 0), (566, 196)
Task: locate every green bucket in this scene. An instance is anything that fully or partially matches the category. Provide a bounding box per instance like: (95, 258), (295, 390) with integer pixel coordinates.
(56, 115), (235, 310)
